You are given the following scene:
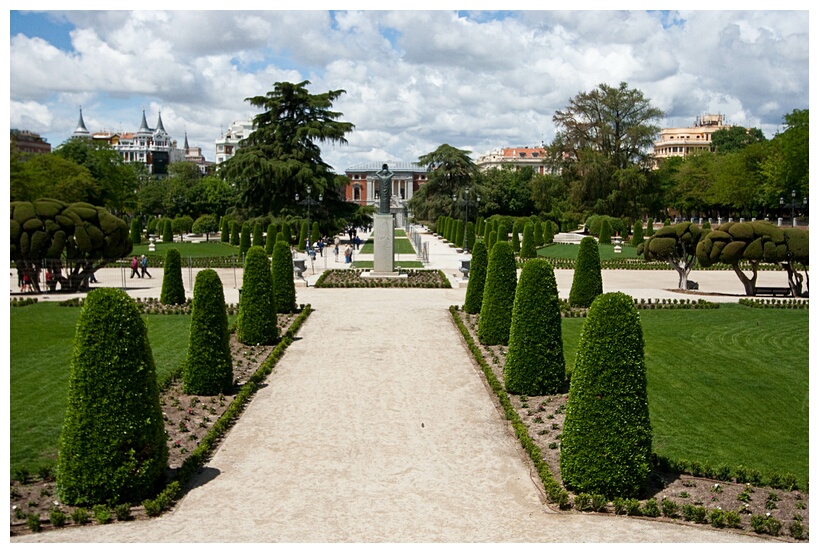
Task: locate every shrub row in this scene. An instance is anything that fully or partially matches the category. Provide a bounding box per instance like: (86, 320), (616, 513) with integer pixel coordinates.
(654, 455), (805, 492)
(738, 298), (809, 309)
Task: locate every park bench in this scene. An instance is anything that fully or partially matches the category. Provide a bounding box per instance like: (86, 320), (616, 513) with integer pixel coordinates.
(754, 286), (792, 297)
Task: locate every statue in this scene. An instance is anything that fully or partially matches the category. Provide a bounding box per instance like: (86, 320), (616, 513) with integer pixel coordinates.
(376, 164), (394, 214)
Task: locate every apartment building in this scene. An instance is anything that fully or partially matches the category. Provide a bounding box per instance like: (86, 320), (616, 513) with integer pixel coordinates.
(651, 114), (731, 164)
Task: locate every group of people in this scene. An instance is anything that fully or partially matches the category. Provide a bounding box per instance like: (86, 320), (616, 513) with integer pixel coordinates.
(129, 255), (152, 278)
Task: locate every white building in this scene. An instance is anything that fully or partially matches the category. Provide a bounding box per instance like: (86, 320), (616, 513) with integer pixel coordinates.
(651, 114), (732, 165)
(215, 119), (255, 164)
(475, 146), (551, 174)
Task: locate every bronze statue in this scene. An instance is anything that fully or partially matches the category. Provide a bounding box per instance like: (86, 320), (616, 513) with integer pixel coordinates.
(376, 164), (394, 214)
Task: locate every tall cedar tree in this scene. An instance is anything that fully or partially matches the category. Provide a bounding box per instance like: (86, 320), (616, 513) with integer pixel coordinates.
(560, 292), (652, 498)
(219, 81), (354, 217)
(57, 288), (167, 506)
(184, 269), (233, 395)
(160, 248), (186, 305)
(478, 241), (517, 345)
(236, 246), (278, 345)
(503, 259), (564, 395)
(569, 237), (603, 307)
(408, 144), (478, 222)
(463, 240), (488, 314)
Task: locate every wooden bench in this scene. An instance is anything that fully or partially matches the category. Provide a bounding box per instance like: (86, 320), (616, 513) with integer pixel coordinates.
(754, 286), (792, 297)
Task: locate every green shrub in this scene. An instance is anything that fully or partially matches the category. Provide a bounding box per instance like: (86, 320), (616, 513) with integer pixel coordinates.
(252, 222), (263, 248)
(709, 508), (725, 527)
(560, 292), (652, 498)
(789, 520), (805, 539)
(70, 507), (90, 525)
(27, 513), (42, 532)
(265, 223), (277, 254)
(682, 504), (707, 523)
(93, 504), (112, 524)
(463, 241), (488, 314)
(57, 288), (168, 506)
(574, 492), (592, 511)
(311, 221), (320, 246)
(646, 219), (655, 237)
(48, 508), (67, 527)
(129, 218), (142, 245)
(503, 259), (564, 395)
(661, 497), (679, 518)
(520, 222), (537, 259)
(229, 221), (240, 246)
(569, 237), (603, 307)
(298, 221), (309, 251)
(642, 498), (660, 517)
(184, 269), (233, 395)
(478, 241), (517, 346)
(533, 220), (544, 247)
(465, 221), (476, 252)
(236, 246), (278, 345)
(239, 222), (251, 257)
(220, 217), (230, 242)
(598, 218), (613, 245)
(496, 223), (508, 244)
(512, 219), (524, 253)
(455, 220), (464, 249)
(159, 248), (186, 305)
(271, 240), (297, 313)
(631, 220), (644, 247)
(162, 218), (173, 243)
(114, 503), (131, 521)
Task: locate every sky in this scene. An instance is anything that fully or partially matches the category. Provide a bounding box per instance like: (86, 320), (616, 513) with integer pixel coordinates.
(6, 3), (812, 174)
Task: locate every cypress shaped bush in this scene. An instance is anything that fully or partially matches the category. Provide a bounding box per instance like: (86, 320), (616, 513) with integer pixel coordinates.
(512, 219), (524, 253)
(646, 219), (655, 237)
(486, 230), (497, 253)
(631, 220), (644, 247)
(239, 222), (251, 257)
(271, 240), (297, 313)
(281, 221), (292, 245)
(129, 218), (142, 245)
(599, 218), (613, 244)
(455, 220), (464, 249)
(230, 221), (240, 246)
(534, 220), (544, 247)
(478, 241), (517, 345)
(265, 223), (277, 254)
(220, 217), (230, 242)
(560, 292), (652, 499)
(463, 240), (488, 314)
(184, 269), (233, 395)
(159, 248), (186, 305)
(465, 221), (476, 252)
(503, 259), (564, 395)
(310, 221), (320, 246)
(569, 237), (603, 307)
(57, 288), (168, 506)
(252, 222), (264, 247)
(298, 221), (309, 251)
(236, 246), (278, 345)
(496, 222), (508, 244)
(162, 218), (173, 243)
(520, 222), (537, 259)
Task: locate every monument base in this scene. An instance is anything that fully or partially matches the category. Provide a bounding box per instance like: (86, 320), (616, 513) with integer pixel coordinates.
(361, 271), (408, 279)
(373, 213), (395, 273)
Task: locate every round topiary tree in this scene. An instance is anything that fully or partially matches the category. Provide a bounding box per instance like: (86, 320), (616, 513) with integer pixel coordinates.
(478, 240), (517, 345)
(160, 248), (186, 305)
(463, 240), (488, 314)
(230, 220), (240, 246)
(239, 222), (251, 257)
(503, 258), (564, 395)
(560, 292), (652, 499)
(520, 222), (537, 259)
(57, 288), (168, 506)
(184, 269), (233, 395)
(631, 220), (644, 247)
(271, 240), (297, 313)
(236, 246), (278, 345)
(569, 236), (603, 307)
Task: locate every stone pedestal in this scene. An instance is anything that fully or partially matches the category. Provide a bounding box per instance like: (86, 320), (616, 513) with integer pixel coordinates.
(372, 213), (396, 275)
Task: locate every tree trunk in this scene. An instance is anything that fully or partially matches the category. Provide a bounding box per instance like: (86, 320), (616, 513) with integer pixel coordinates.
(730, 261), (758, 296)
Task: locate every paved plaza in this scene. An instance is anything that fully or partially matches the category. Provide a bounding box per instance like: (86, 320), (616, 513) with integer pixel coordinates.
(11, 227), (773, 543)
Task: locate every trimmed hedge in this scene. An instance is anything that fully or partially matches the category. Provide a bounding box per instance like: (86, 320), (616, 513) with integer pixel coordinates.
(159, 248), (186, 305)
(57, 288), (168, 506)
(183, 269), (233, 395)
(569, 237), (603, 307)
(560, 292), (652, 499)
(631, 220), (644, 247)
(463, 240), (488, 314)
(229, 221), (240, 246)
(239, 222), (251, 257)
(162, 219), (173, 243)
(478, 241), (517, 345)
(129, 218), (142, 245)
(271, 240), (297, 313)
(252, 222), (264, 248)
(520, 222), (537, 259)
(236, 246), (278, 345)
(503, 259), (564, 395)
(220, 217), (230, 242)
(265, 223), (277, 254)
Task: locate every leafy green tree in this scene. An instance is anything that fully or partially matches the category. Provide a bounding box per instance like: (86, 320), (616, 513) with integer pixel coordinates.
(409, 144), (478, 221)
(184, 269), (232, 395)
(11, 154), (100, 205)
(159, 248), (186, 305)
(137, 179), (168, 219)
(162, 162), (205, 218)
(560, 292), (652, 499)
(503, 259), (564, 395)
(569, 237), (603, 307)
(637, 222), (703, 289)
(478, 241), (517, 345)
(172, 215), (193, 241)
(711, 125), (766, 153)
(192, 214), (218, 241)
(219, 81), (354, 216)
(57, 288), (167, 506)
(463, 240), (488, 314)
(271, 241), (297, 313)
(236, 246), (278, 345)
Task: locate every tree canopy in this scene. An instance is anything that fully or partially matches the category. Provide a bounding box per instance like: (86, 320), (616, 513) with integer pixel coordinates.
(409, 144), (478, 221)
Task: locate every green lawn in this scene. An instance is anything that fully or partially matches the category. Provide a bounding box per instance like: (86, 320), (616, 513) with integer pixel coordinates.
(9, 303), (196, 475)
(359, 237), (416, 255)
(537, 242), (640, 260)
(132, 240), (240, 258)
(350, 261), (425, 269)
(561, 303), (809, 484)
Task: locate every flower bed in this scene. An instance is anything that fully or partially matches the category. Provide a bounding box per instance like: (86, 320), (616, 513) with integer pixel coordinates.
(313, 269), (451, 288)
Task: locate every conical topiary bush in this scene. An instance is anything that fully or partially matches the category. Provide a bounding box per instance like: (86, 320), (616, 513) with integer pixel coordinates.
(478, 240), (517, 345)
(57, 288), (168, 506)
(520, 222), (537, 259)
(503, 258), (564, 395)
(631, 220), (644, 247)
(271, 240), (297, 313)
(230, 221), (240, 246)
(463, 240), (488, 314)
(239, 222), (251, 257)
(265, 223), (277, 254)
(236, 246), (278, 345)
(184, 269), (233, 395)
(569, 236), (603, 307)
(560, 292), (652, 499)
(252, 222), (264, 248)
(160, 248), (186, 305)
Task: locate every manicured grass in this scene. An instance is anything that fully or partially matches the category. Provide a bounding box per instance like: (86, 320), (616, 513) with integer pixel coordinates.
(9, 303), (198, 475)
(359, 237), (416, 255)
(560, 304), (809, 485)
(537, 242), (640, 261)
(131, 240), (240, 258)
(350, 260), (425, 269)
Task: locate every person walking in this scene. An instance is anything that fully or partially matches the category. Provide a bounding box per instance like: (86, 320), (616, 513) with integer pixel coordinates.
(140, 254), (152, 278)
(130, 255), (141, 278)
(333, 243), (339, 262)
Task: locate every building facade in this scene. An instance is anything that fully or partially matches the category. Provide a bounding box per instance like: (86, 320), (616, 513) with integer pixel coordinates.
(651, 114), (731, 165)
(11, 129), (51, 156)
(475, 146), (550, 174)
(214, 119), (255, 164)
(344, 161), (428, 226)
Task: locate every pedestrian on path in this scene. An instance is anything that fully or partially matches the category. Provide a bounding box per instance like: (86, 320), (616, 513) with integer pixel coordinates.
(344, 244), (353, 263)
(140, 255), (152, 278)
(334, 243), (339, 261)
(130, 255), (141, 278)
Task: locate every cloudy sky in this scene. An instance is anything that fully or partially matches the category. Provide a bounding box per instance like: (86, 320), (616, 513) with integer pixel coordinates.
(7, 4), (810, 173)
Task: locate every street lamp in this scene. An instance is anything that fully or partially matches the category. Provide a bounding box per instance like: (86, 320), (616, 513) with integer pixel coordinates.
(453, 187), (479, 253)
(780, 190), (806, 227)
(296, 184), (322, 252)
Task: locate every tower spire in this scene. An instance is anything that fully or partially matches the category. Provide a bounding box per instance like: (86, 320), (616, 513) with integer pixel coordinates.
(138, 109), (151, 133)
(73, 106), (90, 138)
